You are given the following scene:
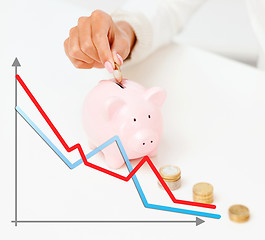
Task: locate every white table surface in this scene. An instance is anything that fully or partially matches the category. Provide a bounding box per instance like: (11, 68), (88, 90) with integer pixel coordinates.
(2, 0), (265, 239)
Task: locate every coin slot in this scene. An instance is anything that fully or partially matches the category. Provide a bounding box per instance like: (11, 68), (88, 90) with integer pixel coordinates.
(116, 82), (124, 89)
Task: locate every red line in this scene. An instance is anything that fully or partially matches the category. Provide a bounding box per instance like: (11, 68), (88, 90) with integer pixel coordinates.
(16, 74), (216, 209)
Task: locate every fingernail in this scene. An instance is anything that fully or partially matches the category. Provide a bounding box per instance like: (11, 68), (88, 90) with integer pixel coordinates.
(104, 61), (114, 73)
(116, 53), (123, 65)
(112, 51), (123, 66)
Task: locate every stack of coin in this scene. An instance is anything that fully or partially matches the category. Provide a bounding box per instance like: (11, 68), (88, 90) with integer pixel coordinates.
(229, 204), (250, 223)
(158, 165), (181, 191)
(193, 182), (214, 204)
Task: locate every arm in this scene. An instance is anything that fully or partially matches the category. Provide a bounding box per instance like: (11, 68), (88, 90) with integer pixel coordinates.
(64, 0), (206, 70)
(111, 0), (207, 65)
(64, 10), (136, 71)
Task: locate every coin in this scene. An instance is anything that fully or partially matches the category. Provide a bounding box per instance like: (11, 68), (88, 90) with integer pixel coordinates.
(229, 204), (250, 223)
(193, 182), (213, 196)
(158, 165), (181, 191)
(113, 70), (122, 82)
(193, 193), (214, 200)
(113, 63), (122, 83)
(193, 182), (214, 204)
(159, 165), (181, 181)
(193, 195), (213, 204)
(158, 178), (181, 191)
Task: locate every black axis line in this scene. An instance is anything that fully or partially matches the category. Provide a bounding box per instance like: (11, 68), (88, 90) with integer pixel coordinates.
(12, 58), (21, 227)
(11, 220), (197, 223)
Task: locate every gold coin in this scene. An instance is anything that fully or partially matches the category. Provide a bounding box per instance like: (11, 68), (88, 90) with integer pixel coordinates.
(113, 63), (123, 83)
(193, 192), (213, 199)
(193, 196), (214, 204)
(193, 196), (214, 202)
(229, 204), (250, 223)
(193, 182), (213, 197)
(159, 165), (181, 181)
(193, 199), (213, 204)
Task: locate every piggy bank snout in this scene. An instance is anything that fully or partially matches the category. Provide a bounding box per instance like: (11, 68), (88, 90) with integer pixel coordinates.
(133, 130), (159, 154)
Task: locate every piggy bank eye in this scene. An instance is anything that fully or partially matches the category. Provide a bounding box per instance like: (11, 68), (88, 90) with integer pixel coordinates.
(148, 115), (151, 118)
(133, 118), (137, 122)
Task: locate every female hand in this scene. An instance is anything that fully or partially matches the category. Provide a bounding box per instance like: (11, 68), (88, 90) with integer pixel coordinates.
(64, 10), (136, 72)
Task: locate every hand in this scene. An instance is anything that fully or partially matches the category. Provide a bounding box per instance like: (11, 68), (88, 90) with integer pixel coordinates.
(64, 10), (136, 72)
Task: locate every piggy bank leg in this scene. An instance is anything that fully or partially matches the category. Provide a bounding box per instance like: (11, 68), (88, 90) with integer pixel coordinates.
(87, 141), (104, 158)
(149, 148), (158, 158)
(102, 144), (125, 169)
(87, 141), (97, 150)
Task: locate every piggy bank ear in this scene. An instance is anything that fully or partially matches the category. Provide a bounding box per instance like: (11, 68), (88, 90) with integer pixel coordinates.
(105, 97), (126, 119)
(145, 87), (166, 107)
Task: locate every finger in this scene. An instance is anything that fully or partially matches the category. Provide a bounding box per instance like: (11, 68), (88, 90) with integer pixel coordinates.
(69, 57), (93, 69)
(90, 10), (114, 67)
(111, 35), (130, 65)
(64, 38), (93, 69)
(68, 26), (95, 64)
(77, 16), (101, 63)
(112, 51), (124, 66)
(70, 58), (104, 69)
(94, 62), (105, 68)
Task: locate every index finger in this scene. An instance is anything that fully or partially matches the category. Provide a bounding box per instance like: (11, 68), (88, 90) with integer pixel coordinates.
(90, 12), (114, 67)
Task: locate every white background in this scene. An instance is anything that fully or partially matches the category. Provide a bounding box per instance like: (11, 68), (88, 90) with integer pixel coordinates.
(1, 0), (265, 239)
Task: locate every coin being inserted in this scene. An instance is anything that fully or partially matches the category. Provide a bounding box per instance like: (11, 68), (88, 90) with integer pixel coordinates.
(113, 63), (123, 83)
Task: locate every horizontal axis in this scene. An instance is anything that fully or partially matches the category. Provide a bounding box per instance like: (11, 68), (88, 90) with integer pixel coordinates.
(12, 220), (196, 223)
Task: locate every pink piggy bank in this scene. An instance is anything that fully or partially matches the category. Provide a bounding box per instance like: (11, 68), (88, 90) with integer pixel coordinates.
(82, 79), (166, 169)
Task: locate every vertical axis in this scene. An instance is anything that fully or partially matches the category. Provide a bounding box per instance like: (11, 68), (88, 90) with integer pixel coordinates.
(12, 58), (20, 226)
(15, 64), (17, 226)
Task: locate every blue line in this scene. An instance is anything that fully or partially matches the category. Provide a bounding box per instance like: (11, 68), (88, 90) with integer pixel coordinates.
(114, 136), (148, 205)
(16, 106), (221, 219)
(146, 204), (219, 218)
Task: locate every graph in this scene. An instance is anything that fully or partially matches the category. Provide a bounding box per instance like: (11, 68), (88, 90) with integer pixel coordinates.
(12, 59), (221, 226)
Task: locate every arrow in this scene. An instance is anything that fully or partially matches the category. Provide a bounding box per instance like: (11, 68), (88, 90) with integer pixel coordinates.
(12, 57), (21, 68)
(12, 57), (21, 227)
(195, 217), (205, 226)
(12, 217), (205, 226)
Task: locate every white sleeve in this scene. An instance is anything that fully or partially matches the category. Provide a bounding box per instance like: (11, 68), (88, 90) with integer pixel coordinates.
(246, 0), (265, 70)
(111, 0), (206, 66)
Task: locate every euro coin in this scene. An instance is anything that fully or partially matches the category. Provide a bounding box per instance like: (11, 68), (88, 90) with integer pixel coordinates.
(158, 165), (181, 191)
(113, 70), (122, 83)
(229, 204), (250, 223)
(193, 182), (213, 196)
(159, 165), (181, 181)
(193, 182), (214, 204)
